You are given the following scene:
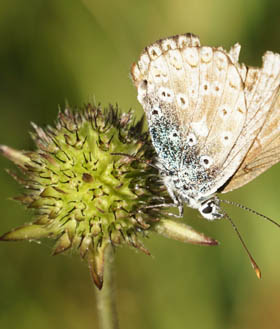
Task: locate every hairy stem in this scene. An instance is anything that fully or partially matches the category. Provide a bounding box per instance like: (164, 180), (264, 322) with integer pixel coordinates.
(95, 245), (119, 329)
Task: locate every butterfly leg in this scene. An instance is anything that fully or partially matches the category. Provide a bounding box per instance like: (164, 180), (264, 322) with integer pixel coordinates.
(144, 202), (178, 209)
(161, 175), (185, 217)
(142, 202), (183, 218)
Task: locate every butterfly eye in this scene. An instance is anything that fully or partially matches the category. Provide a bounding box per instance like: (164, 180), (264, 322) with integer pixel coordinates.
(200, 155), (212, 168)
(201, 203), (213, 214)
(199, 200), (223, 221)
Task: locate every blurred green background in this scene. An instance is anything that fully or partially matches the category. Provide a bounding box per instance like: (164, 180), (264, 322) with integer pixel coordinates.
(0, 1), (280, 328)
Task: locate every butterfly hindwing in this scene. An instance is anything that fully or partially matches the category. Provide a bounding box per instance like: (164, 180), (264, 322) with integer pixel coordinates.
(223, 88), (280, 192)
(222, 51), (280, 192)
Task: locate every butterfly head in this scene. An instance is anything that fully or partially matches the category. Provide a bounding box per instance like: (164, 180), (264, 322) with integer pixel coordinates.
(199, 198), (224, 220)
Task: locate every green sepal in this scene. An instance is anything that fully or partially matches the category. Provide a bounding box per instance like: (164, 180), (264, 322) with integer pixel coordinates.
(153, 219), (219, 246)
(88, 241), (108, 289)
(0, 224), (53, 241)
(53, 232), (72, 255)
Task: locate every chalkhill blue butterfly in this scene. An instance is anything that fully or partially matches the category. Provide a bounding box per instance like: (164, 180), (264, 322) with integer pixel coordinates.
(131, 33), (280, 277)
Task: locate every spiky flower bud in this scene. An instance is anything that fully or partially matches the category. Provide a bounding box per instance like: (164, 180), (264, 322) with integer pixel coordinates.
(0, 104), (217, 288)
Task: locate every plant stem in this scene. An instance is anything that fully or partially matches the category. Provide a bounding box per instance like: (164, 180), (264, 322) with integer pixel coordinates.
(95, 245), (119, 329)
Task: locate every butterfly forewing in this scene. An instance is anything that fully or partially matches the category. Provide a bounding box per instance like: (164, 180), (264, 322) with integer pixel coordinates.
(131, 33), (248, 195)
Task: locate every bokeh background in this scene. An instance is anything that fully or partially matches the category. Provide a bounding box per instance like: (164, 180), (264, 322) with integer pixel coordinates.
(0, 1), (280, 328)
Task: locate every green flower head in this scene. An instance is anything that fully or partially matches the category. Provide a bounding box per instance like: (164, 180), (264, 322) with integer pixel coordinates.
(0, 104), (217, 288)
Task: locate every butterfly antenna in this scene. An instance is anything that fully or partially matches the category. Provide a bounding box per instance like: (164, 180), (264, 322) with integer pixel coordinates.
(221, 199), (280, 228)
(111, 152), (158, 169)
(224, 213), (261, 279)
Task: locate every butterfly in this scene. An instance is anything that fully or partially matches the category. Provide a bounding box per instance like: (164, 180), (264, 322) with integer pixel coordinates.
(131, 33), (280, 277)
